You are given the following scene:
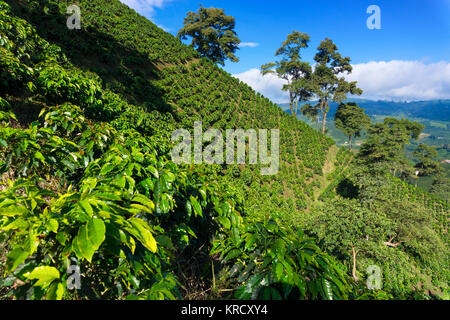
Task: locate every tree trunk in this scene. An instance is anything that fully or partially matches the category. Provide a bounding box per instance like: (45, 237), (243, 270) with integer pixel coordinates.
(351, 245), (359, 282)
(289, 91), (295, 117)
(349, 136), (352, 151)
(384, 236), (402, 248)
(322, 111), (328, 134)
(294, 98), (299, 117)
(383, 241), (402, 248)
(320, 100), (328, 134)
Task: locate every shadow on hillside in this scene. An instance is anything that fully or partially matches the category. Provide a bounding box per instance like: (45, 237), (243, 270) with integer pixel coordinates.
(336, 178), (359, 199)
(7, 0), (174, 114)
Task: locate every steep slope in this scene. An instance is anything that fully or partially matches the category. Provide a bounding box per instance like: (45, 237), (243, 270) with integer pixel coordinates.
(0, 0), (352, 300)
(6, 0), (334, 220)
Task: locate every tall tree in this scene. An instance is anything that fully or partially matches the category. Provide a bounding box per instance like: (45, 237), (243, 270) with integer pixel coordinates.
(351, 166), (446, 263)
(177, 7), (240, 65)
(306, 198), (388, 282)
(261, 31), (313, 117)
(310, 38), (362, 134)
(334, 102), (371, 151)
(358, 118), (425, 177)
(413, 144), (441, 177)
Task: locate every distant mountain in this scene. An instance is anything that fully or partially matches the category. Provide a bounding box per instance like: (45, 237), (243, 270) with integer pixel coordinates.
(280, 99), (450, 122)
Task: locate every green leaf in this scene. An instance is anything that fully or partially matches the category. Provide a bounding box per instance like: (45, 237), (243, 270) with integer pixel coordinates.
(6, 248), (29, 273)
(100, 163), (116, 176)
(79, 199), (93, 217)
(261, 287), (271, 300)
(1, 218), (29, 231)
(159, 197), (170, 214)
(296, 276), (307, 297)
(199, 187), (207, 201)
(190, 196), (202, 218)
(96, 192), (122, 202)
(132, 194), (155, 213)
(139, 178), (154, 194)
(221, 201), (232, 216)
(274, 262), (284, 282)
(156, 235), (175, 251)
(0, 205), (28, 217)
(160, 173), (172, 190)
(322, 278), (334, 300)
(121, 230), (136, 254)
(130, 203), (153, 214)
(55, 232), (67, 245)
(244, 234), (257, 251)
(87, 218), (106, 246)
(34, 151), (45, 162)
(47, 282), (64, 300)
(148, 166), (159, 179)
(72, 218), (106, 262)
(224, 249), (241, 262)
(113, 176), (126, 189)
(46, 219), (59, 233)
(185, 200), (192, 218)
(235, 275), (262, 300)
(129, 275), (140, 289)
(24, 266), (60, 288)
(6, 236), (39, 273)
(127, 218), (157, 253)
(217, 216), (231, 229)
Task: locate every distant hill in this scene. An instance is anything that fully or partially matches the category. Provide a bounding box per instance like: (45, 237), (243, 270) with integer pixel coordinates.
(280, 99), (450, 121)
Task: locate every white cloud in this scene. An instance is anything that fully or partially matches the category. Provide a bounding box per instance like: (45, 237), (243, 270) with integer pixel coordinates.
(346, 60), (450, 101)
(232, 68), (289, 103)
(239, 42), (260, 48)
(234, 61), (450, 102)
(119, 0), (171, 17)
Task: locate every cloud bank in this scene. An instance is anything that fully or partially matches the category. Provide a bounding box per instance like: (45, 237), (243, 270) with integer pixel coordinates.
(233, 60), (450, 102)
(347, 60), (450, 101)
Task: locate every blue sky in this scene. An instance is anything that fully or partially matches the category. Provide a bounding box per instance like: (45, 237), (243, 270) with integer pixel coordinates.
(120, 0), (450, 102)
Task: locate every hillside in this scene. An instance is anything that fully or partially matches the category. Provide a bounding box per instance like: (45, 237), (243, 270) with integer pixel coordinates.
(0, 0), (346, 300)
(0, 0), (448, 300)
(7, 0), (335, 217)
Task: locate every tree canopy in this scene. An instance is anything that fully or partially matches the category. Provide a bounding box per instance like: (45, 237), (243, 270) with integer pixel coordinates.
(358, 118), (425, 177)
(261, 31), (313, 117)
(178, 7), (240, 65)
(413, 144), (441, 177)
(309, 38), (363, 134)
(334, 102), (371, 151)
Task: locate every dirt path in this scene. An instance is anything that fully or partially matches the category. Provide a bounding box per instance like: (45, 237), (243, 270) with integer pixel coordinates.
(313, 145), (339, 200)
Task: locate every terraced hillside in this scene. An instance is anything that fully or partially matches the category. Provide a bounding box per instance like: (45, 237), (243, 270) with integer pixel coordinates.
(6, 0), (335, 218)
(0, 0), (352, 300)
